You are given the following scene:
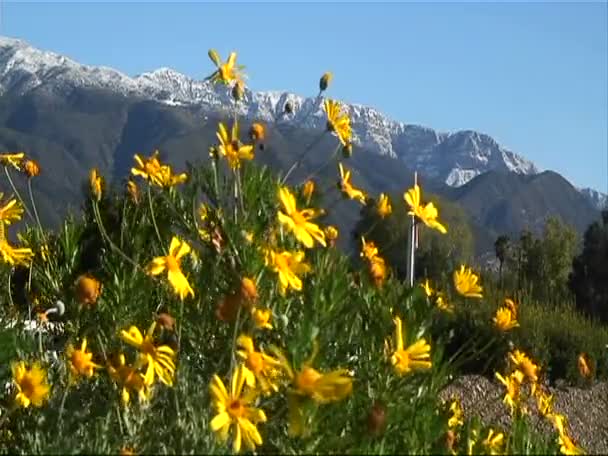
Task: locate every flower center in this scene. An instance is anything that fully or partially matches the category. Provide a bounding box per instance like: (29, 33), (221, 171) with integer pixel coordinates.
(71, 350), (89, 372)
(20, 375), (35, 398)
(296, 367), (322, 394)
(291, 211), (307, 226)
(274, 254), (289, 272)
(228, 399), (244, 418)
(246, 352), (264, 374)
(165, 255), (180, 273)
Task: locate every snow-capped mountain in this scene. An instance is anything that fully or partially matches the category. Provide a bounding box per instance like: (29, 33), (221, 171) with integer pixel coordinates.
(579, 188), (608, 211)
(0, 35), (595, 195)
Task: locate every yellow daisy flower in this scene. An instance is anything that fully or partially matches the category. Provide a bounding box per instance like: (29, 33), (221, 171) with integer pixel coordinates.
(324, 99), (352, 146)
(0, 228), (34, 266)
(277, 186), (326, 248)
(107, 353), (151, 406)
(493, 306), (519, 331)
(453, 265), (483, 298)
(147, 236), (195, 300)
(21, 159), (40, 178)
(251, 307), (273, 330)
(404, 184), (447, 234)
(236, 335), (283, 395)
(338, 163), (367, 204)
(376, 193), (392, 218)
(90, 168), (103, 202)
(207, 50), (245, 86)
(265, 249), (311, 295)
(11, 360), (51, 408)
(209, 364), (267, 454)
(509, 349), (539, 384)
(120, 322), (176, 386)
(0, 193), (24, 226)
(66, 337), (102, 380)
(216, 121), (254, 170)
(387, 316), (432, 376)
(0, 152), (25, 170)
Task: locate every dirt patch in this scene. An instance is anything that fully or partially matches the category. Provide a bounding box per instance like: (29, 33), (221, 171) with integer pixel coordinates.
(440, 375), (608, 454)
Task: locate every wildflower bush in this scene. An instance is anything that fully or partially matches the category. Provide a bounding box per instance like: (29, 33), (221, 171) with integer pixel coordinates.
(0, 51), (590, 454)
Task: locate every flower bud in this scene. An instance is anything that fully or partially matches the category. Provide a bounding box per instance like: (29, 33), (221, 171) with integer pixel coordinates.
(240, 277), (258, 304)
(342, 142), (353, 158)
(319, 72), (333, 92)
(284, 101), (293, 114)
(249, 122), (265, 143)
(157, 312), (176, 331)
(232, 81), (245, 101)
(302, 179), (315, 201)
(75, 274), (102, 307)
(366, 400), (386, 436)
(209, 145), (219, 161)
(208, 49), (222, 67)
(22, 159), (40, 178)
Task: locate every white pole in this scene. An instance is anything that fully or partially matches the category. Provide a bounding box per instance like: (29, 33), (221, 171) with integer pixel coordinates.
(408, 171), (418, 287)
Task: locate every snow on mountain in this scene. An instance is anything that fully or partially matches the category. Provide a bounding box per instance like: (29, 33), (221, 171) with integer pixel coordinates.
(0, 35), (577, 191)
(579, 187), (608, 211)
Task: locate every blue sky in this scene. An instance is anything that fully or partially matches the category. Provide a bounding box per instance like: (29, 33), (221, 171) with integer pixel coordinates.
(2, 1), (607, 192)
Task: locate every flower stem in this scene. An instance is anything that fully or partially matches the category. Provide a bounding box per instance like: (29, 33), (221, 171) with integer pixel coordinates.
(27, 178), (45, 234)
(4, 166), (34, 223)
(147, 186), (163, 245)
(281, 131), (327, 185)
(300, 143), (340, 184)
(92, 202), (142, 271)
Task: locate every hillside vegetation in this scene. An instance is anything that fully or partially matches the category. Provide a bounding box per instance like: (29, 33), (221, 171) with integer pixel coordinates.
(0, 52), (602, 454)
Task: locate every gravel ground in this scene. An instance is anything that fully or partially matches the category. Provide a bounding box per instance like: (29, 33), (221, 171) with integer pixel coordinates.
(440, 375), (608, 454)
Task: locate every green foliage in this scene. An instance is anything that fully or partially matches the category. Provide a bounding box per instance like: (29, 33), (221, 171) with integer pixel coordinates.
(569, 210), (608, 322)
(353, 191), (475, 283)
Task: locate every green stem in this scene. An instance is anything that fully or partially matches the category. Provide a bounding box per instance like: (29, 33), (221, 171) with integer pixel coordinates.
(147, 186), (163, 245)
(4, 166), (34, 223)
(300, 143), (340, 185)
(281, 131), (327, 185)
(92, 202), (142, 271)
(27, 178), (44, 234)
(229, 305), (243, 374)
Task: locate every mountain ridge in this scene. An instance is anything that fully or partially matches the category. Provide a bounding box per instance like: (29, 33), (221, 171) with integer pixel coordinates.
(0, 35), (562, 192)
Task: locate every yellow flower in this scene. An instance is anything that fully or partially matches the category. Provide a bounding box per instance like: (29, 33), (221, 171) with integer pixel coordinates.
(207, 50), (245, 86)
(0, 152), (25, 170)
(482, 429), (504, 455)
(421, 279), (433, 297)
(535, 387), (554, 417)
(436, 294), (454, 313)
(153, 166), (188, 188)
(66, 337), (102, 380)
(90, 168), (103, 202)
(509, 349), (539, 384)
(495, 371), (524, 414)
(360, 236), (379, 262)
(302, 179), (315, 203)
(577, 353), (592, 379)
(11, 361), (51, 408)
(387, 316), (432, 376)
(0, 193), (24, 226)
(126, 179), (140, 204)
(147, 236), (195, 300)
(120, 322), (176, 386)
(107, 353), (150, 406)
(404, 184), (447, 234)
(236, 335), (283, 395)
(277, 186), (326, 248)
(324, 99), (352, 146)
(549, 412), (568, 436)
(376, 193), (392, 218)
(216, 121), (255, 170)
(251, 307), (273, 330)
(270, 341), (353, 436)
(319, 72), (332, 92)
(240, 277), (258, 304)
(0, 229), (34, 266)
(21, 159), (40, 178)
(75, 274), (102, 307)
(504, 298), (518, 319)
(324, 225), (339, 247)
(368, 256), (387, 288)
(131, 151), (163, 182)
(265, 249), (311, 295)
(453, 265), (483, 298)
(209, 364), (267, 453)
(559, 433), (585, 455)
(338, 163), (366, 204)
(447, 398), (464, 429)
(249, 122), (265, 143)
(493, 306), (519, 331)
